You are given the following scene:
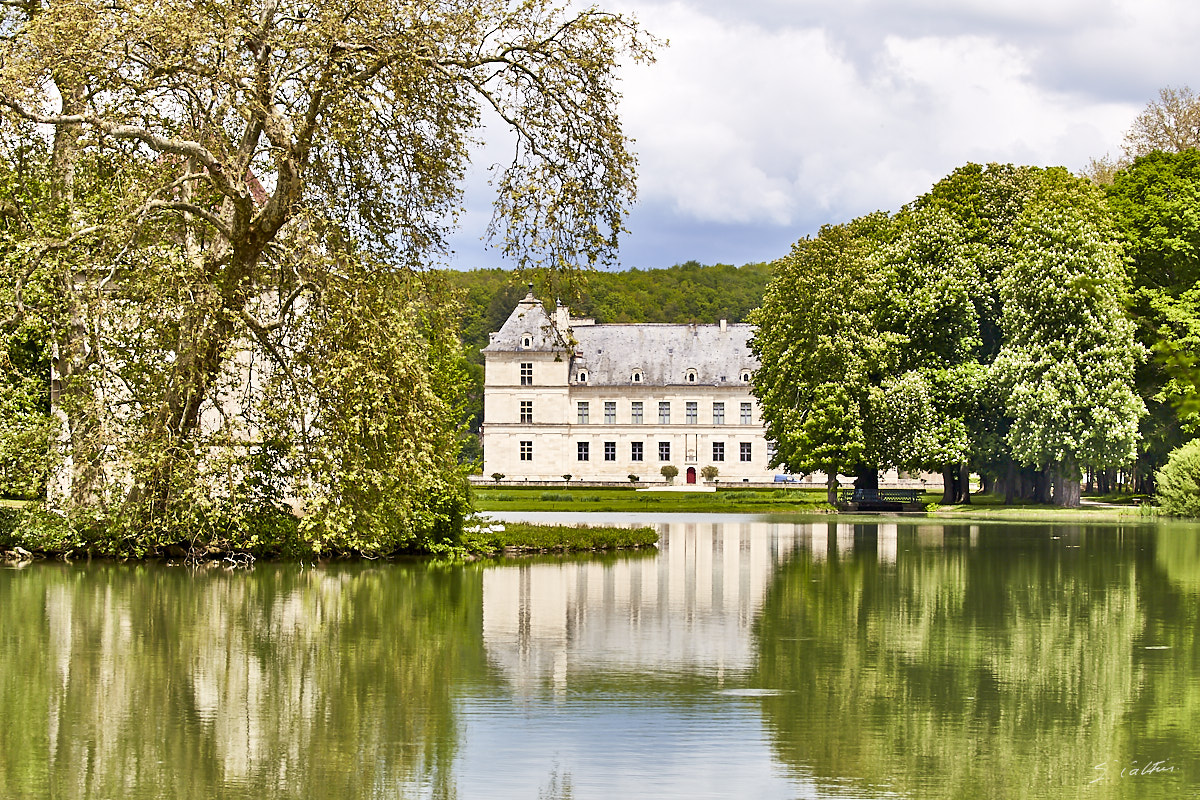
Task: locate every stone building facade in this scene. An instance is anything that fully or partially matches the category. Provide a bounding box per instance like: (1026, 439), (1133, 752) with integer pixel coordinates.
(481, 292), (780, 484)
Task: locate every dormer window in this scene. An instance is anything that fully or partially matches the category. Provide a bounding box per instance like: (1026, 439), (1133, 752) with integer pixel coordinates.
(521, 334), (533, 348)
(631, 370), (643, 383)
(685, 369), (697, 383)
(740, 370), (752, 383)
(578, 370), (588, 383)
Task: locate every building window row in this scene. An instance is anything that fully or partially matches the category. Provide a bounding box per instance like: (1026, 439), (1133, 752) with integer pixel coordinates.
(553, 439), (753, 464)
(557, 399), (753, 425)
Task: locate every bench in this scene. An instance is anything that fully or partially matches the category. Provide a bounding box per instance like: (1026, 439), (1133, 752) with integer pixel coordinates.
(837, 488), (924, 510)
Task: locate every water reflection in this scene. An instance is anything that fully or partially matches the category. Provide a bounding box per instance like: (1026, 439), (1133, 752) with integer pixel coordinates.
(482, 521), (810, 690)
(0, 563), (485, 799)
(3, 517), (1199, 799)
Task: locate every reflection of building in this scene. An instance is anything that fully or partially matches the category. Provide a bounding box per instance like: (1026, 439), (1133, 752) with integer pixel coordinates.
(481, 519), (903, 692)
(480, 292), (777, 483)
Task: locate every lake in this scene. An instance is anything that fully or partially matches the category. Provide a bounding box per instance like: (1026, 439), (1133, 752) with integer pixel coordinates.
(2, 513), (1198, 799)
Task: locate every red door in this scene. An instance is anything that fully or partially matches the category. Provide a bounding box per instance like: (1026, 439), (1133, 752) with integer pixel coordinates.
(686, 467), (697, 484)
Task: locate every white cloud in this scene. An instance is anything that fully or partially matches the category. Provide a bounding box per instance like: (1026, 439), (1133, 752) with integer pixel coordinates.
(609, 0), (1143, 265)
(450, 0), (1195, 270)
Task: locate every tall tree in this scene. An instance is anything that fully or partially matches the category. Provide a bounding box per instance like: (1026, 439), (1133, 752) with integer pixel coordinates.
(750, 213), (896, 503)
(1107, 150), (1200, 490)
(992, 169), (1143, 506)
(1124, 85), (1200, 159)
(0, 0), (652, 549)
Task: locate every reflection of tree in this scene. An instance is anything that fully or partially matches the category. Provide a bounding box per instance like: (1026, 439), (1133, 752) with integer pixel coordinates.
(0, 563), (486, 799)
(1132, 526), (1200, 771)
(754, 523), (1168, 799)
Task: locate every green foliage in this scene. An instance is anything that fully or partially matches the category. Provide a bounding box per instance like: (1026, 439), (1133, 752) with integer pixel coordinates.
(1107, 149), (1200, 484)
(750, 213), (897, 485)
(660, 464), (679, 483)
(700, 465), (719, 481)
(1155, 439), (1200, 516)
(753, 163), (1143, 505)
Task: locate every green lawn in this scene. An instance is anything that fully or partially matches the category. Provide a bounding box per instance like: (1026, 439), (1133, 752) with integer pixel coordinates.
(472, 486), (835, 513)
(463, 522), (659, 556)
(473, 485), (1158, 520)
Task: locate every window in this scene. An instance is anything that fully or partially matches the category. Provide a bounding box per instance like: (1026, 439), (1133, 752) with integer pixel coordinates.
(659, 401), (671, 424)
(521, 335), (532, 348)
(604, 442), (616, 461)
(686, 369), (697, 383)
(632, 370), (643, 383)
(604, 401), (616, 423)
(631, 442), (644, 461)
(520, 362), (533, 386)
(713, 442), (725, 462)
(631, 402), (643, 424)
(578, 370), (589, 383)
(520, 400), (533, 423)
(740, 402), (752, 424)
(520, 441), (533, 461)
(578, 441), (590, 461)
(577, 401), (589, 424)
(713, 402), (724, 424)
(740, 370), (751, 383)
(658, 441), (671, 461)
(685, 401), (697, 424)
(740, 442), (752, 462)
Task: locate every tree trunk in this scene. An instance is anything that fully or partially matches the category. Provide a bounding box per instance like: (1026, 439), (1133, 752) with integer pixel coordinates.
(1004, 459), (1016, 505)
(1033, 468), (1051, 504)
(826, 472), (839, 506)
(47, 81), (107, 510)
(1052, 458), (1082, 508)
(958, 463), (971, 504)
(941, 464), (958, 504)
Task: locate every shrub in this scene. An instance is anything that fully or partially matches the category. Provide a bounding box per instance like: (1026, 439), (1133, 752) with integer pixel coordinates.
(628, 474), (640, 482)
(1156, 439), (1200, 516)
(660, 465), (679, 484)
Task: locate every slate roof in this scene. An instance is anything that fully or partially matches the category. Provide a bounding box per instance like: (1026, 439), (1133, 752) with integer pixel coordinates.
(482, 292), (569, 352)
(484, 293), (757, 387)
(570, 323), (756, 386)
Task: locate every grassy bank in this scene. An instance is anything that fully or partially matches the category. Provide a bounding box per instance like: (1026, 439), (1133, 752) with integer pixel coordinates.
(0, 503), (658, 563)
(473, 486), (835, 513)
(462, 522), (658, 556)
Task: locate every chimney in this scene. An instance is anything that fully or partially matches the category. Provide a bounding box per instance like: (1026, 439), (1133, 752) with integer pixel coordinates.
(555, 301), (569, 332)
(720, 319), (727, 331)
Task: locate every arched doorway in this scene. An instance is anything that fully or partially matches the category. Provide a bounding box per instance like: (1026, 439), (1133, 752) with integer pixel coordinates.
(686, 467), (697, 484)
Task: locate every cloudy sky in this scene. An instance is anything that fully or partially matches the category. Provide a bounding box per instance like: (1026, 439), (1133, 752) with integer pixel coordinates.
(446, 0), (1197, 271)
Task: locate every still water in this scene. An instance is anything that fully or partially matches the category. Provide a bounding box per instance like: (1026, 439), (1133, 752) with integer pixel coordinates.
(2, 513), (1199, 799)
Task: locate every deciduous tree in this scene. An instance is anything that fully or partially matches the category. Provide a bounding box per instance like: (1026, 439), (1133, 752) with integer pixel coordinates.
(0, 0), (652, 551)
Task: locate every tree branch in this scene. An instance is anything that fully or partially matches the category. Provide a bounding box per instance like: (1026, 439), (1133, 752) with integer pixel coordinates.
(0, 98), (249, 205)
